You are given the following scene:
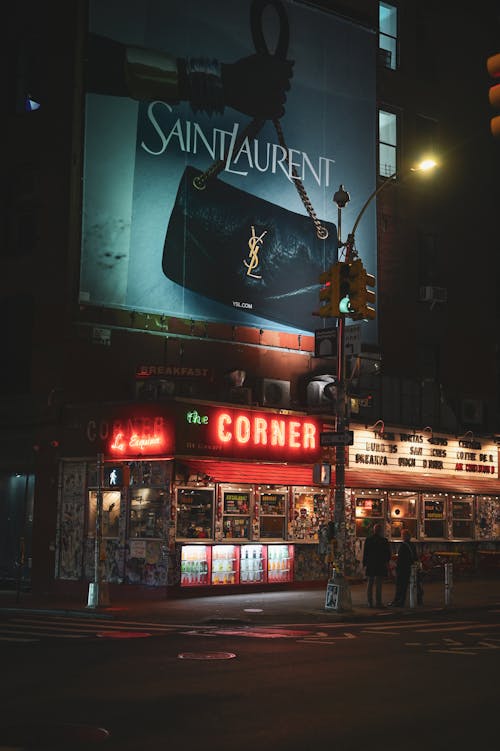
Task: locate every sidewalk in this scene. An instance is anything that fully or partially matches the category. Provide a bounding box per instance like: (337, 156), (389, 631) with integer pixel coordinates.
(1, 576), (499, 625)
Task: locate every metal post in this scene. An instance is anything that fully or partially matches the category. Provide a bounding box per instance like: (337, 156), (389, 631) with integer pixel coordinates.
(326, 187), (352, 612)
(444, 562), (453, 606)
(409, 563), (417, 608)
(87, 452), (109, 608)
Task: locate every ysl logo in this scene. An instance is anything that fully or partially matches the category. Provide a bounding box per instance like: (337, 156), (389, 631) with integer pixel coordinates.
(244, 226), (266, 279)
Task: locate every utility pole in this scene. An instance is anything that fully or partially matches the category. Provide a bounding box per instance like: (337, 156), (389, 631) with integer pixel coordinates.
(87, 452), (109, 608)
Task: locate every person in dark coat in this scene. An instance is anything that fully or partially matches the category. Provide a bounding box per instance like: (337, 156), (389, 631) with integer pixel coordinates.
(362, 523), (391, 608)
(390, 529), (420, 607)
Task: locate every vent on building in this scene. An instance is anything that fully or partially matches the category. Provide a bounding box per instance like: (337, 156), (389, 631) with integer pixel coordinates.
(461, 399), (483, 425)
(260, 379), (291, 408)
(229, 387), (252, 405)
(419, 286), (447, 303)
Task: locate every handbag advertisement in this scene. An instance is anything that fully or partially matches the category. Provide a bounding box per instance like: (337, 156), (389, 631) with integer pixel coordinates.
(81, 0), (376, 335)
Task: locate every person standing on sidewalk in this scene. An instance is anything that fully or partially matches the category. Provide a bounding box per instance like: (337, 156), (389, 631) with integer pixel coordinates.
(390, 529), (419, 607)
(362, 523), (391, 608)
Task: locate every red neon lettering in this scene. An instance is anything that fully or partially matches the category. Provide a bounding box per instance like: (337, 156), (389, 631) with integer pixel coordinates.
(111, 432), (127, 452)
(303, 422), (316, 448)
(110, 430), (165, 454)
(217, 413), (232, 442)
(270, 419), (285, 446)
(235, 415), (251, 444)
(129, 433), (163, 450)
(214, 411), (318, 452)
(289, 421), (301, 448)
(254, 417), (268, 445)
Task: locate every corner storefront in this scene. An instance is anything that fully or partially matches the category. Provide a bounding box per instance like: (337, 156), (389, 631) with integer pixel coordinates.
(53, 405), (500, 598)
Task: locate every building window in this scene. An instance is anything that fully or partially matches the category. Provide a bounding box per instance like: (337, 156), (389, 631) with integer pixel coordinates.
(379, 110), (397, 177)
(379, 3), (397, 70)
(129, 488), (166, 539)
(354, 492), (385, 538)
(388, 492), (418, 539)
(422, 494), (446, 538)
(450, 496), (474, 539)
(87, 491), (121, 538)
(176, 487), (214, 539)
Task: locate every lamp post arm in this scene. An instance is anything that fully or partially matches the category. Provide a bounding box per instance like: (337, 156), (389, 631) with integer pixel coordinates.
(348, 172), (397, 243)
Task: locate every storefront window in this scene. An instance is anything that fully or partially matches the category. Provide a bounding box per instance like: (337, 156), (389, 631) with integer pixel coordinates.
(290, 487), (330, 541)
(388, 492), (417, 539)
(258, 486), (287, 539)
(355, 493), (385, 538)
(176, 487), (214, 539)
(87, 490), (121, 538)
(221, 487), (251, 540)
(450, 495), (474, 539)
(129, 488), (166, 538)
(423, 494), (446, 538)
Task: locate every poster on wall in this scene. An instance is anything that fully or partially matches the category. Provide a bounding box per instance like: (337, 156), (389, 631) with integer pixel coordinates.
(80, 0), (376, 335)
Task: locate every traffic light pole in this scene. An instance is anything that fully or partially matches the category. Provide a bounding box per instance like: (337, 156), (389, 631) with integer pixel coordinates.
(327, 186), (353, 611)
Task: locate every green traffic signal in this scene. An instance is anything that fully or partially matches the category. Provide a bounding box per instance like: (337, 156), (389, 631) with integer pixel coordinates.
(337, 259), (376, 321)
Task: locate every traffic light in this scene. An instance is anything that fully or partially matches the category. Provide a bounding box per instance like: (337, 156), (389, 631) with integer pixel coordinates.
(338, 258), (376, 321)
(314, 265), (339, 318)
(487, 53), (500, 138)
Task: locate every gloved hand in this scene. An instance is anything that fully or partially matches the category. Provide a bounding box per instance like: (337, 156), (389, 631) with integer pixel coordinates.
(222, 53), (294, 119)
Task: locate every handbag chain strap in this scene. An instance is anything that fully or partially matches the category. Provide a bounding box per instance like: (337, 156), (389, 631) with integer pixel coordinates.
(193, 117), (329, 240)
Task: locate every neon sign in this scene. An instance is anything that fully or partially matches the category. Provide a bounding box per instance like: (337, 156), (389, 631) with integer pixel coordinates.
(215, 411), (317, 451)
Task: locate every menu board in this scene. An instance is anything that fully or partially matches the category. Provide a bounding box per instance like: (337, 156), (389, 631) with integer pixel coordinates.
(224, 492), (250, 514)
(260, 493), (285, 515)
(452, 500), (473, 519)
(356, 497), (383, 517)
(424, 500), (445, 519)
(350, 427), (498, 479)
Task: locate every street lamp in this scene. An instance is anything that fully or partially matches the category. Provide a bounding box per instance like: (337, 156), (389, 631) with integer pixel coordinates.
(330, 158), (438, 601)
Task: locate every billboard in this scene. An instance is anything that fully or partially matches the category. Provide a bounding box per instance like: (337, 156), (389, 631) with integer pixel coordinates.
(81, 0), (376, 335)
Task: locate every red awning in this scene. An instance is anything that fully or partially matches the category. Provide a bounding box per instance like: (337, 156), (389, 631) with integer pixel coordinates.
(177, 459), (314, 486)
(177, 459), (500, 496)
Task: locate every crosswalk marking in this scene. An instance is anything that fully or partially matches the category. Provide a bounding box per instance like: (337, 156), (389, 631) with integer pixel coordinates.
(0, 614), (179, 642)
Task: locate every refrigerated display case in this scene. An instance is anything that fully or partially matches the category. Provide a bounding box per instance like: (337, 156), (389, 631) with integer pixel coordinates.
(267, 544), (294, 583)
(181, 545), (211, 586)
(240, 544), (266, 583)
(211, 544), (239, 585)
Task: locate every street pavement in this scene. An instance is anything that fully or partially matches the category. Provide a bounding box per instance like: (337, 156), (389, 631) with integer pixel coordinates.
(1, 575), (499, 625)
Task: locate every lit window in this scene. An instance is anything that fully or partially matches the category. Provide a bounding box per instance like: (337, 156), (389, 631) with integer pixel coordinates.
(378, 110), (397, 177)
(379, 2), (398, 70)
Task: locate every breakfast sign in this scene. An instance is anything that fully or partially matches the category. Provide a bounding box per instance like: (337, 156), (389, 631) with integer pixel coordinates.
(349, 427), (498, 479)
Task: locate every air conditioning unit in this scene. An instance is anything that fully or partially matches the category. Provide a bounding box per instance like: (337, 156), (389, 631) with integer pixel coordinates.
(229, 387), (253, 405)
(461, 399), (483, 425)
(260, 379), (291, 408)
(306, 377), (337, 407)
(135, 380), (158, 400)
(419, 286), (448, 303)
(378, 48), (392, 68)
